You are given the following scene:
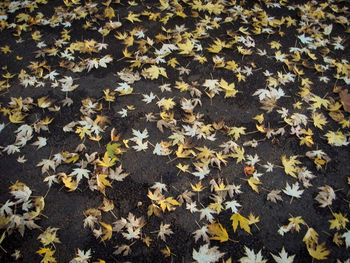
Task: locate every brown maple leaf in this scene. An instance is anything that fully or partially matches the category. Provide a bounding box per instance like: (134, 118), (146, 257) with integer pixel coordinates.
(340, 89), (350, 112)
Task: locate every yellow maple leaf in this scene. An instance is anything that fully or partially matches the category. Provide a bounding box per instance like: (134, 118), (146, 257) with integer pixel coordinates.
(230, 213), (251, 234)
(147, 203), (162, 217)
(196, 146), (214, 160)
(248, 212), (260, 225)
(177, 38), (194, 55)
(103, 89), (116, 102)
(1, 45), (12, 54)
(61, 29), (71, 41)
(175, 145), (195, 158)
(100, 222), (112, 241)
(176, 163), (190, 173)
(253, 114), (264, 124)
(288, 216), (306, 232)
(207, 44), (222, 53)
(159, 98), (175, 111)
(191, 181), (205, 192)
(158, 197), (180, 212)
(228, 126), (246, 140)
(329, 212), (349, 230)
(299, 135), (314, 147)
(312, 112), (328, 130)
(236, 72), (246, 82)
(303, 227), (319, 246)
(306, 242), (330, 260)
(308, 52), (317, 60)
(230, 147), (245, 163)
(293, 101), (303, 109)
(237, 46), (252, 55)
(144, 65), (167, 80)
(208, 221), (229, 242)
(339, 119), (350, 128)
(207, 38), (229, 53)
(219, 78), (238, 98)
(9, 111), (27, 123)
(324, 131), (347, 146)
(167, 57), (179, 68)
(194, 55), (207, 64)
(36, 247), (56, 263)
(291, 51), (301, 62)
(122, 48), (132, 58)
(269, 41), (281, 49)
(175, 81), (189, 92)
(104, 6), (115, 19)
(333, 232), (343, 247)
(248, 177), (262, 194)
(126, 12), (141, 23)
(98, 152), (117, 168)
(281, 155), (301, 178)
(75, 126), (92, 140)
(38, 227), (61, 247)
(225, 60), (238, 71)
(114, 31), (128, 40)
(97, 174), (112, 191)
(32, 30), (43, 41)
(123, 35), (134, 47)
(61, 176), (78, 192)
(209, 202), (224, 214)
(214, 181), (228, 192)
(309, 96), (329, 109)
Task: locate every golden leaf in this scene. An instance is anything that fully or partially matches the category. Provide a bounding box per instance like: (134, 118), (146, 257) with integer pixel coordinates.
(61, 176), (78, 192)
(306, 242), (330, 260)
(100, 222), (112, 241)
(248, 177), (262, 194)
(230, 213), (251, 234)
(208, 221), (229, 242)
(281, 155), (301, 178)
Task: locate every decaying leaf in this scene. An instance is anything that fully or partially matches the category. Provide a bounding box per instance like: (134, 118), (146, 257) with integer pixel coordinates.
(340, 89), (350, 113)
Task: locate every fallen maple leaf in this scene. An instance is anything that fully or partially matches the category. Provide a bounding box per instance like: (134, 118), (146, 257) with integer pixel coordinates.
(193, 244), (225, 263)
(239, 246), (266, 263)
(340, 89), (350, 112)
(267, 190), (283, 203)
(230, 213), (251, 234)
(36, 247), (56, 263)
(100, 222), (113, 241)
(207, 221), (229, 243)
(271, 247), (295, 263)
(37, 227), (61, 247)
(329, 212), (349, 230)
(306, 242), (330, 260)
(247, 177), (262, 193)
(157, 222), (173, 241)
(61, 175), (78, 192)
(283, 182), (304, 199)
(281, 155), (301, 178)
(177, 38), (194, 55)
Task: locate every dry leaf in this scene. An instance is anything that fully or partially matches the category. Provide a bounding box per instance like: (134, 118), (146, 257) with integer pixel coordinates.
(340, 89), (350, 112)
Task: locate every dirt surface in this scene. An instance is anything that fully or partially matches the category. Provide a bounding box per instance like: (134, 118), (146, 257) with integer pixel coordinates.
(0, 0), (350, 262)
